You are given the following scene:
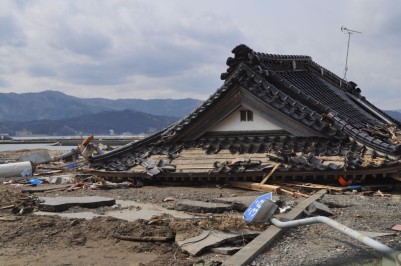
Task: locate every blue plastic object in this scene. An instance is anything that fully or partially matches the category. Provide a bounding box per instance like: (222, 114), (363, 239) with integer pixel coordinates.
(346, 185), (362, 190)
(28, 179), (43, 185)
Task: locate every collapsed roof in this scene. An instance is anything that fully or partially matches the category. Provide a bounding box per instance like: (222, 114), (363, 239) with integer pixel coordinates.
(89, 44), (401, 181)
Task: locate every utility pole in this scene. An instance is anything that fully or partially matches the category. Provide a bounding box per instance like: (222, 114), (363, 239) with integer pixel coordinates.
(341, 26), (361, 81)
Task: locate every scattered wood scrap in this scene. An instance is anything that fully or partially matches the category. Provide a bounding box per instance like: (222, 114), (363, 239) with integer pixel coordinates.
(228, 181), (309, 197)
(259, 164), (279, 185)
(228, 181), (280, 193)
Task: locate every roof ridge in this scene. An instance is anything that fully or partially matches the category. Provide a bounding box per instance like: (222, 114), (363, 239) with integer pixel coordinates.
(223, 44), (360, 95)
(254, 51), (312, 61)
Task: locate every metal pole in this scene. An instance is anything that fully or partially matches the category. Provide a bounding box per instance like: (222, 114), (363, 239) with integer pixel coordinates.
(341, 26), (361, 81)
(270, 217), (401, 264)
(343, 32), (351, 80)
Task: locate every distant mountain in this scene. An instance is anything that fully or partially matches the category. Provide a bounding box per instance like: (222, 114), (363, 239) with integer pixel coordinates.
(2, 109), (179, 136)
(385, 110), (401, 122)
(0, 90), (202, 122)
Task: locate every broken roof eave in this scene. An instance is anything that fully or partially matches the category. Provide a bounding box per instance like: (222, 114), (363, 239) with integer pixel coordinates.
(88, 126), (168, 164)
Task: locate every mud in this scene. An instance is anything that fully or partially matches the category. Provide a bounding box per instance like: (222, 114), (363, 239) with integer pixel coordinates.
(1, 149), (400, 266)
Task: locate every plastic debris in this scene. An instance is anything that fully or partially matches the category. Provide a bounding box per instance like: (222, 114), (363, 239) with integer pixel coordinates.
(28, 179), (43, 185)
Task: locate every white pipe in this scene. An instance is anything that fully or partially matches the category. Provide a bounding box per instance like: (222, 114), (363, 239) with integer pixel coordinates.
(270, 217), (401, 264)
(0, 161), (35, 178)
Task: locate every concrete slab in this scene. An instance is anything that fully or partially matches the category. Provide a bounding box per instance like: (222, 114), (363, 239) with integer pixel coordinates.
(35, 200), (193, 221)
(106, 200), (193, 221)
(39, 196), (116, 212)
(19, 151), (52, 164)
(22, 184), (71, 193)
(175, 199), (232, 213)
(177, 230), (259, 256)
(308, 201), (334, 216)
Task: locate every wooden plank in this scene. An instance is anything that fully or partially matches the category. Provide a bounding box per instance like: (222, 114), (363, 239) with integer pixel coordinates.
(173, 158), (270, 164)
(173, 157), (271, 162)
(176, 166), (214, 169)
(173, 163), (269, 168)
(177, 152), (268, 157)
(179, 148), (228, 154)
(227, 181), (280, 193)
(259, 164), (279, 185)
(179, 149), (269, 156)
(222, 189), (327, 266)
(176, 156), (268, 161)
(146, 155), (170, 160)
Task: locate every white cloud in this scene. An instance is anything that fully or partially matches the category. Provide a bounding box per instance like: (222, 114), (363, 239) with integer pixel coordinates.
(0, 0), (400, 110)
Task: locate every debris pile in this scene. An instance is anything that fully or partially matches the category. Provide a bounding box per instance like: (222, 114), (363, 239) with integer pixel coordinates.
(0, 135), (400, 266)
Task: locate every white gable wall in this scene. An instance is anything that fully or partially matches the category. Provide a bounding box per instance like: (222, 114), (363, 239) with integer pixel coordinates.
(209, 108), (282, 132)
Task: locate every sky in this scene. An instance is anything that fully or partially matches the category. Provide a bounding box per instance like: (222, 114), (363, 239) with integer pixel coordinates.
(0, 0), (400, 109)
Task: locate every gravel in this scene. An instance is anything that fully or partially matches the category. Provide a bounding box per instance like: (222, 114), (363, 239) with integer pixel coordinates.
(251, 193), (401, 266)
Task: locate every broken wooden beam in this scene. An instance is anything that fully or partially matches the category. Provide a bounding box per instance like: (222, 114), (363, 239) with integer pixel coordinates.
(222, 189), (327, 266)
(259, 164), (279, 185)
(81, 134), (94, 146)
(228, 181), (280, 193)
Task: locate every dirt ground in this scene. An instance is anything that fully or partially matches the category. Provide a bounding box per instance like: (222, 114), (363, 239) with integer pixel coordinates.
(0, 149), (400, 266)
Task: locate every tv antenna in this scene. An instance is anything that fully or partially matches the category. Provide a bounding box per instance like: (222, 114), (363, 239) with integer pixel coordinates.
(341, 26), (361, 80)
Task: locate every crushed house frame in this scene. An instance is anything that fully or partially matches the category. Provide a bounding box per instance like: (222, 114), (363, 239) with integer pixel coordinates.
(88, 44), (401, 184)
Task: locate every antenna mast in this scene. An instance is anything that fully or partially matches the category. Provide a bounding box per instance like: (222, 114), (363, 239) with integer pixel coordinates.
(341, 26), (361, 80)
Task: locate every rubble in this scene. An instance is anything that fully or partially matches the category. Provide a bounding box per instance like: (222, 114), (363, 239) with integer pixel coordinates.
(0, 143), (400, 266)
